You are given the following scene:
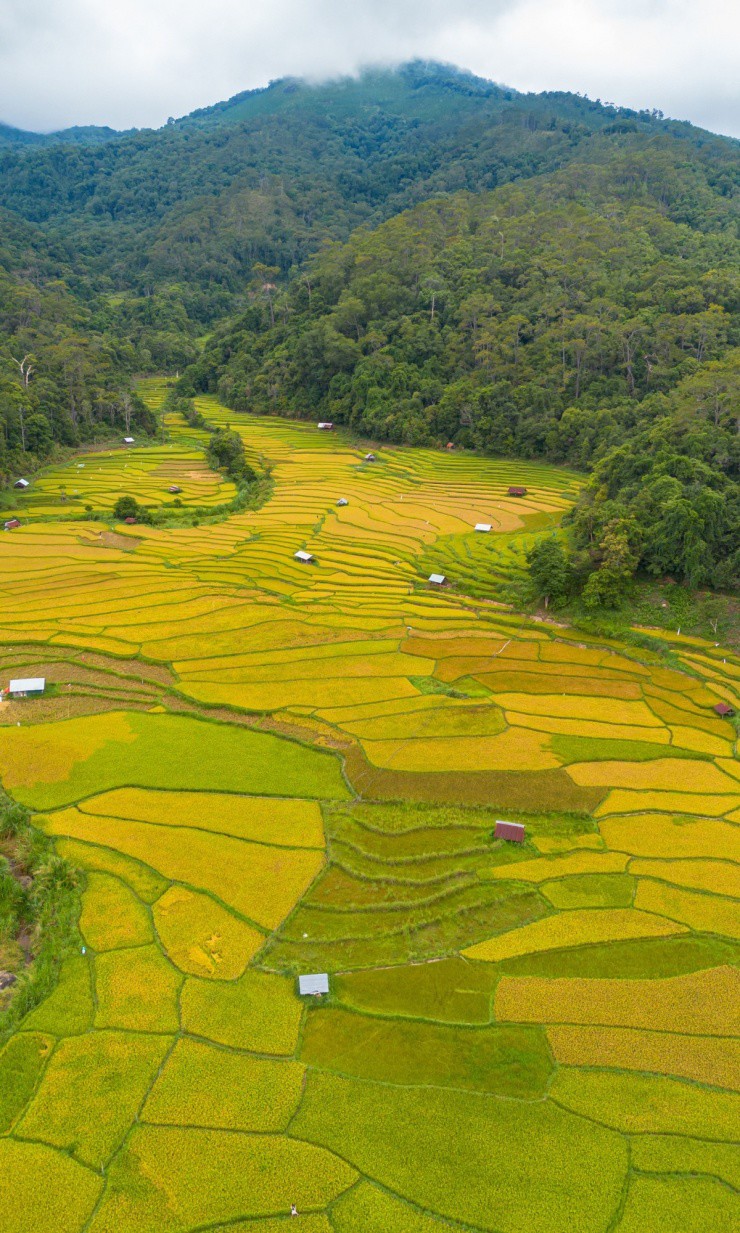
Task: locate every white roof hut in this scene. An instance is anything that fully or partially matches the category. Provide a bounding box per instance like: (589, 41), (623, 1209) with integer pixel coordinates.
(13, 478), (29, 489)
(428, 573), (446, 586)
(336, 498), (348, 507)
(8, 677), (45, 697)
(294, 550), (315, 564)
(364, 452), (376, 462)
(317, 422), (334, 430)
(123, 437), (135, 444)
(298, 973), (329, 996)
(475, 523), (492, 532)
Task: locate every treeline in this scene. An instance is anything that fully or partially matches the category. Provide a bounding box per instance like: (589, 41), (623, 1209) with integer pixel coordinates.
(183, 152), (740, 589)
(0, 213), (155, 479)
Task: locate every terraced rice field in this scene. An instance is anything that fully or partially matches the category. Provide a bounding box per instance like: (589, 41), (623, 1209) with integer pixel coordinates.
(0, 379), (738, 1232)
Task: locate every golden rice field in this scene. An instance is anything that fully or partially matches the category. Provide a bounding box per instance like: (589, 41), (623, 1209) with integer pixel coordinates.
(0, 378), (738, 1233)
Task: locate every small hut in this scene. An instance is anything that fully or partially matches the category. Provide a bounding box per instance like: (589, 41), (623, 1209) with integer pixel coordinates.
(123, 437), (135, 445)
(4, 519), (21, 531)
(298, 973), (329, 997)
(364, 452), (376, 462)
(8, 677), (45, 699)
(446, 442), (455, 450)
(495, 820), (525, 843)
(714, 702), (735, 718)
(428, 573), (446, 586)
(317, 422), (334, 431)
(124, 516), (137, 525)
(336, 498), (348, 507)
(294, 550), (315, 564)
(508, 486), (527, 497)
(13, 478), (29, 490)
(475, 523), (492, 533)
(168, 485), (182, 494)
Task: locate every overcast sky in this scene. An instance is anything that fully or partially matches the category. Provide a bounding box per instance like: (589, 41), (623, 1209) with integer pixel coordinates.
(0, 0), (738, 138)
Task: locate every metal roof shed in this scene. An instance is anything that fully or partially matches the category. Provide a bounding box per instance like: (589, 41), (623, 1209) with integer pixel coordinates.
(294, 550), (315, 563)
(298, 973), (329, 996)
(475, 523), (492, 532)
(317, 422), (334, 430)
(336, 498), (348, 507)
(364, 452), (376, 462)
(9, 677), (45, 697)
(123, 437), (135, 444)
(14, 478), (29, 489)
(495, 820), (525, 843)
(428, 573), (446, 585)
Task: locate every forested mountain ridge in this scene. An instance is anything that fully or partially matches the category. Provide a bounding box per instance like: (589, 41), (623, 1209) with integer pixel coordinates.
(0, 63), (738, 591)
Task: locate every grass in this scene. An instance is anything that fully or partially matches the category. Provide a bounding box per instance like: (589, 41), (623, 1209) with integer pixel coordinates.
(333, 956), (496, 1023)
(616, 1176), (738, 1233)
(300, 1006), (552, 1096)
(0, 710), (349, 809)
(291, 1070), (627, 1233)
(0, 1031), (52, 1132)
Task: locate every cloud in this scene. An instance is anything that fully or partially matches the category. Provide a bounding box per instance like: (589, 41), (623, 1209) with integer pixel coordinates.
(0, 0), (737, 137)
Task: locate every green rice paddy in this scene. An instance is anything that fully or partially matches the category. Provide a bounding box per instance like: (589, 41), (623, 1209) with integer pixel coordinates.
(0, 378), (737, 1231)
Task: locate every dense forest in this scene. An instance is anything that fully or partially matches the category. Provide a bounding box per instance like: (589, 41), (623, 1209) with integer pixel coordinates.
(0, 62), (738, 590)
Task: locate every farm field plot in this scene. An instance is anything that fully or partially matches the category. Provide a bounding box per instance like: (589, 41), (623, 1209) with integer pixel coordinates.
(0, 383), (737, 1233)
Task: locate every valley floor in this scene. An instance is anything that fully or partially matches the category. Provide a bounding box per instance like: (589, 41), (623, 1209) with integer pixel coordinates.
(0, 380), (738, 1233)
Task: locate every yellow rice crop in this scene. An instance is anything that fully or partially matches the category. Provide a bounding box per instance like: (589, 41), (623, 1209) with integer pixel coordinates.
(463, 907), (684, 962)
(546, 1025), (740, 1091)
(495, 965), (739, 1034)
(506, 713), (670, 742)
(79, 872), (152, 951)
(629, 858), (740, 898)
(80, 788), (324, 848)
(599, 814), (740, 861)
(634, 879), (740, 938)
(669, 726), (735, 757)
(550, 1068), (740, 1140)
(485, 850), (627, 882)
(595, 790), (740, 817)
(489, 693), (662, 726)
(43, 808), (323, 930)
(0, 712), (137, 790)
(568, 759), (740, 793)
(152, 886), (263, 979)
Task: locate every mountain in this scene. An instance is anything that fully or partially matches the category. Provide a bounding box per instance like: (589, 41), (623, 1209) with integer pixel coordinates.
(0, 62), (737, 590)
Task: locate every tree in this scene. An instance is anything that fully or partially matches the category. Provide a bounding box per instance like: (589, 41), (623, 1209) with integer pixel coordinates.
(527, 537), (572, 609)
(206, 428), (256, 483)
(113, 495), (139, 521)
(582, 519), (640, 609)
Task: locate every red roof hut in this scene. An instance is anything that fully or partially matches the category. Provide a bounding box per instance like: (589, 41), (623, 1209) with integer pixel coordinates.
(714, 702), (735, 718)
(495, 820), (525, 844)
(508, 486), (527, 497)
